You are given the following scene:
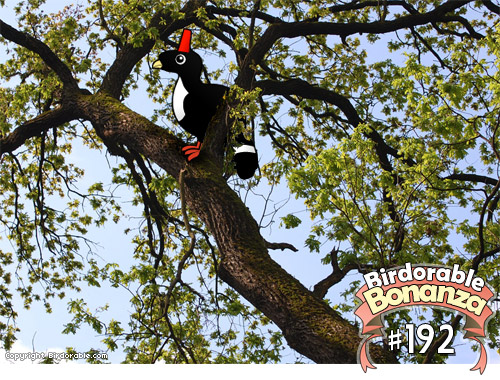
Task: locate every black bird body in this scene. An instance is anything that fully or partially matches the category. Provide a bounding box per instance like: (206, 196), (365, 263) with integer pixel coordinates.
(153, 42), (228, 159)
(171, 74), (227, 141)
(154, 29), (258, 179)
(233, 133), (258, 180)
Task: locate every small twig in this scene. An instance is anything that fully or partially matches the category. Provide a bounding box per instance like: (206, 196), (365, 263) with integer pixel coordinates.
(179, 168), (196, 242)
(248, 0), (261, 49)
(97, 0), (124, 48)
(265, 240), (298, 252)
(163, 168), (196, 313)
(473, 178), (500, 271)
(312, 247), (360, 299)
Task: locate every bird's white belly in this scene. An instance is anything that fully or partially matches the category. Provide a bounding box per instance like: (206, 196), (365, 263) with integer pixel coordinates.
(173, 78), (188, 121)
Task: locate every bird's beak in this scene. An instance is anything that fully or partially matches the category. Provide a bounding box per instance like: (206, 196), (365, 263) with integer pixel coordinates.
(152, 60), (162, 69)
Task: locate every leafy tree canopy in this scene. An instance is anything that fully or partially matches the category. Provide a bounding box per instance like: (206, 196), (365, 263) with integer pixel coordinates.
(0, 0), (499, 364)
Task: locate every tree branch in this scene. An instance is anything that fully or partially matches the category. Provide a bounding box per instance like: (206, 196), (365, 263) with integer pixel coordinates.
(75, 92), (187, 179)
(238, 1), (476, 86)
(256, 78), (409, 165)
(265, 240), (298, 252)
(161, 168), (196, 312)
(205, 5), (284, 24)
(98, 1), (204, 99)
(313, 248), (361, 299)
(97, 0), (124, 49)
(0, 19), (79, 90)
(482, 0), (500, 14)
(0, 107), (75, 157)
(443, 173), (499, 186)
(256, 79), (363, 125)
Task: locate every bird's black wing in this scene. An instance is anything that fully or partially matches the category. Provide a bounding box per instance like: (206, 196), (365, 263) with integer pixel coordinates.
(180, 84), (227, 140)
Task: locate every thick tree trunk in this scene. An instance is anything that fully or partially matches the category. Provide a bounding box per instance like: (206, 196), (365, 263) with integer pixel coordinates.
(182, 160), (396, 363)
(73, 92), (397, 364)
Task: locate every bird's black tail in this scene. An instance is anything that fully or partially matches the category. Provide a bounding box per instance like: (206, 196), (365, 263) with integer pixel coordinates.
(233, 128), (259, 180)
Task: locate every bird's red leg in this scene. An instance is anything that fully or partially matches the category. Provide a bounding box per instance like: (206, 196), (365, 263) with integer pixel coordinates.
(181, 141), (202, 161)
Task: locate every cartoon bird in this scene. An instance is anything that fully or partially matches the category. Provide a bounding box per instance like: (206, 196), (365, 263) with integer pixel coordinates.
(153, 29), (258, 179)
(152, 29), (228, 161)
(233, 133), (258, 180)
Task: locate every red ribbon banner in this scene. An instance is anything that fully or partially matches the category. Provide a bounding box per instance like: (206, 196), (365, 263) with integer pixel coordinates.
(354, 264), (495, 373)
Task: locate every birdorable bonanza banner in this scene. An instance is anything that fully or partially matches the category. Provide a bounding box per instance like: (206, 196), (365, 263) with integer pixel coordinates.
(355, 263), (497, 374)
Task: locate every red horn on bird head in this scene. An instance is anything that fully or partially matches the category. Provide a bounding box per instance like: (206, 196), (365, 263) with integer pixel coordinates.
(178, 29), (192, 53)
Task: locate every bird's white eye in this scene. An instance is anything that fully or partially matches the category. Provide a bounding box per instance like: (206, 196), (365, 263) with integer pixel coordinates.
(175, 54), (186, 65)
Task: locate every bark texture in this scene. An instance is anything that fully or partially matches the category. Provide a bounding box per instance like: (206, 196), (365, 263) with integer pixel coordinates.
(68, 91), (397, 364)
